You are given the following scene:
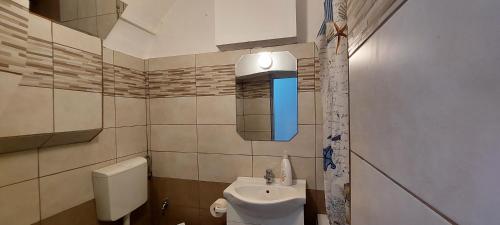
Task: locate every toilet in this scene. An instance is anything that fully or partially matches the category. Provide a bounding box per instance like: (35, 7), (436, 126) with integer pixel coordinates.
(92, 157), (148, 225)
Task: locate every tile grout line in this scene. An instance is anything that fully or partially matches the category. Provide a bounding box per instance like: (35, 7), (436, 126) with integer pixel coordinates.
(351, 150), (459, 225)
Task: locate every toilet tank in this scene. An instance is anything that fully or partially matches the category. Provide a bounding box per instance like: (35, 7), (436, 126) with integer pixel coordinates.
(92, 157), (148, 221)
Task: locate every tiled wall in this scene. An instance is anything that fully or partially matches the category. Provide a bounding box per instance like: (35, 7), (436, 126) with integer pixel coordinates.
(148, 43), (325, 225)
(0, 48), (148, 225)
(349, 0), (500, 224)
(0, 3), (148, 223)
(0, 0), (103, 152)
(347, 0), (406, 55)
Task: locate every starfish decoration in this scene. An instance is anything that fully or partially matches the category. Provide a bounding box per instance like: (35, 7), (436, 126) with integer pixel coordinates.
(331, 22), (347, 54)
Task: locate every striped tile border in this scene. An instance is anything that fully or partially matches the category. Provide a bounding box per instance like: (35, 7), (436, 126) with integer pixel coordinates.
(149, 68), (196, 98)
(20, 36), (53, 88)
(298, 58), (315, 92)
(53, 44), (103, 93)
(103, 63), (114, 96)
(196, 64), (235, 96)
(115, 66), (146, 98)
(0, 0), (28, 76)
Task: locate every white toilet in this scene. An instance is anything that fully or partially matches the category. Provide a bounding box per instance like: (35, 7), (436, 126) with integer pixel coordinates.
(92, 157), (148, 225)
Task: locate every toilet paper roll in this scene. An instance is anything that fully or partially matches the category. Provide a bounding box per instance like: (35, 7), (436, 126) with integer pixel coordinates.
(210, 198), (228, 218)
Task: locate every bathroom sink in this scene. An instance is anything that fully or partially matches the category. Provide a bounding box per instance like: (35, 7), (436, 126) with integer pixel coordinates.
(223, 177), (306, 218)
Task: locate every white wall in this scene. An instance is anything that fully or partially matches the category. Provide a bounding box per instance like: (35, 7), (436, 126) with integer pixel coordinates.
(350, 0), (500, 224)
(104, 0), (323, 58)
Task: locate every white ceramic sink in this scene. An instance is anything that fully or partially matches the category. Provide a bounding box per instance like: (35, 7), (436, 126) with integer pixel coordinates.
(223, 177), (306, 218)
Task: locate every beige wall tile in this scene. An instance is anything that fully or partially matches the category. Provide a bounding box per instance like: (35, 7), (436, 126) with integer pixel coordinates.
(96, 0), (116, 15)
(243, 98), (271, 115)
(315, 91), (322, 124)
(0, 86), (53, 137)
(114, 51), (145, 71)
(148, 54), (195, 71)
(117, 152), (147, 162)
(316, 125), (323, 157)
(198, 125), (251, 155)
(115, 97), (146, 126)
(152, 151), (198, 180)
(102, 47), (114, 64)
(198, 154), (252, 183)
(52, 23), (101, 55)
(54, 89), (101, 132)
(252, 125), (315, 157)
(251, 43), (315, 59)
(39, 128), (116, 176)
(298, 91), (315, 125)
(351, 154), (451, 225)
(40, 160), (114, 219)
(196, 49), (250, 67)
(103, 96), (115, 128)
(316, 158), (324, 190)
(0, 180), (40, 225)
(28, 14), (52, 41)
(197, 95), (236, 124)
(243, 131), (272, 140)
(150, 97), (196, 124)
(150, 125), (197, 152)
(116, 126), (147, 157)
(77, 0), (97, 18)
(243, 115), (271, 131)
(0, 150), (38, 187)
(252, 156), (316, 189)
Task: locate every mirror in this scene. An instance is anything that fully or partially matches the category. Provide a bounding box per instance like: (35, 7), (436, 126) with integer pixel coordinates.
(236, 52), (298, 141)
(29, 0), (125, 38)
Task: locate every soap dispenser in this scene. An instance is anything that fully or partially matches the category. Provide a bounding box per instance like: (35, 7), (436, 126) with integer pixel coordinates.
(280, 151), (293, 186)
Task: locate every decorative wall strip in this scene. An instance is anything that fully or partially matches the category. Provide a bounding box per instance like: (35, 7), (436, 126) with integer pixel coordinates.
(149, 68), (196, 98)
(314, 57), (320, 91)
(0, 0), (28, 76)
(103, 63), (114, 96)
(20, 36), (53, 88)
(347, 0), (406, 55)
(196, 64), (236, 96)
(53, 43), (103, 93)
(240, 80), (271, 98)
(114, 66), (146, 98)
(298, 58), (315, 92)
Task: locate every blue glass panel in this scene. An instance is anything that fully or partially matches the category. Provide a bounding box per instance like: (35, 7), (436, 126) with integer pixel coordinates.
(272, 77), (298, 141)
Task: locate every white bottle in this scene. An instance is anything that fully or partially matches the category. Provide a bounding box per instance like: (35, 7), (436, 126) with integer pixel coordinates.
(281, 152), (293, 186)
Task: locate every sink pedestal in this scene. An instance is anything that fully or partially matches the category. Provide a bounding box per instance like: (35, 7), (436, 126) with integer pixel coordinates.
(226, 203), (304, 225)
(223, 177), (306, 225)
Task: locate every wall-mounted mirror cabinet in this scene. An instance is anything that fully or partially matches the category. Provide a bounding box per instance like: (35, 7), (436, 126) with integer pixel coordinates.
(236, 52), (298, 141)
(29, 0), (125, 38)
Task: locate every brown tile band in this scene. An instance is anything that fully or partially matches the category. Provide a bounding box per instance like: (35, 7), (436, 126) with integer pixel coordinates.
(149, 67), (196, 98)
(0, 0), (28, 76)
(196, 64), (236, 96)
(53, 43), (103, 93)
(298, 58), (315, 92)
(103, 62), (114, 96)
(20, 36), (53, 88)
(239, 79), (271, 98)
(114, 65), (147, 98)
(314, 57), (320, 91)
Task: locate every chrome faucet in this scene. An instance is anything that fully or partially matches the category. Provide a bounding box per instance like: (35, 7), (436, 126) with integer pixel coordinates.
(264, 169), (274, 185)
